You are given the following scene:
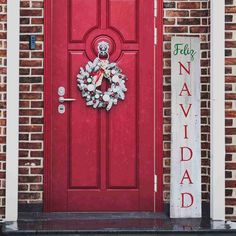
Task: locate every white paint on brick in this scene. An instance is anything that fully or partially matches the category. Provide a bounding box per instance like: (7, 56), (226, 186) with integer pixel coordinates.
(232, 170), (236, 179)
(232, 189), (236, 198)
(231, 66), (236, 75)
(230, 154), (236, 163)
(231, 136), (236, 143)
(232, 32), (236, 39)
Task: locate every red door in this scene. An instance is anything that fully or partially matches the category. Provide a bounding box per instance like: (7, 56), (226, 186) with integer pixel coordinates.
(45, 0), (157, 212)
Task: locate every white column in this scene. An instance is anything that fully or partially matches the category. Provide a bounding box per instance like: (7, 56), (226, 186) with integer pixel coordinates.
(210, 0), (225, 220)
(5, 0), (20, 221)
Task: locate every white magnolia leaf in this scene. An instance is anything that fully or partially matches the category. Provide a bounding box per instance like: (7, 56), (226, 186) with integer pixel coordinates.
(87, 101), (94, 106)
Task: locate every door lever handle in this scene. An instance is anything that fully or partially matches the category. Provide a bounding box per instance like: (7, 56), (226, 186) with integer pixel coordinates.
(59, 97), (76, 103)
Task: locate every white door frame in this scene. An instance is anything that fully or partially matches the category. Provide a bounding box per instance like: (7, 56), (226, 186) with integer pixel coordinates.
(5, 0), (20, 222)
(210, 0), (225, 221)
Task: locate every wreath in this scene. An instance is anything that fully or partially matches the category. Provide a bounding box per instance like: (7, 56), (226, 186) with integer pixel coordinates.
(76, 42), (128, 111)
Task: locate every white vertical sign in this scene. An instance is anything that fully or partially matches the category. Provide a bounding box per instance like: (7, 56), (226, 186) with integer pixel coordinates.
(170, 37), (201, 218)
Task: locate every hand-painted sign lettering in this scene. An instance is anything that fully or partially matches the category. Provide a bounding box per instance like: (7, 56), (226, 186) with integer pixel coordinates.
(171, 37), (201, 218)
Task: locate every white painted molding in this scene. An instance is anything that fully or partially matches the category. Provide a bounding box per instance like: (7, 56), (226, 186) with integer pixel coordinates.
(210, 0), (225, 220)
(5, 0), (20, 221)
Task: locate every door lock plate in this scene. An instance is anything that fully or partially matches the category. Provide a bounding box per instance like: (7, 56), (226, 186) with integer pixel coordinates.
(58, 104), (65, 114)
(58, 86), (65, 96)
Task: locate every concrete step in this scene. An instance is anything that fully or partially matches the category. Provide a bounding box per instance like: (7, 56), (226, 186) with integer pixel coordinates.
(1, 213), (236, 236)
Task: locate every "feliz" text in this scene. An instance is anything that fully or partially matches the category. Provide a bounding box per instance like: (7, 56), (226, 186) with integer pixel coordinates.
(173, 43), (197, 61)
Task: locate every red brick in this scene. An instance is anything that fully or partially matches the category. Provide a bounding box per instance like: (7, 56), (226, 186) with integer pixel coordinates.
(164, 18), (176, 25)
(20, 26), (42, 33)
(20, 60), (42, 67)
(31, 52), (44, 58)
(19, 159), (41, 166)
(225, 76), (236, 83)
(165, 26), (188, 33)
(226, 93), (236, 100)
(30, 168), (43, 175)
(226, 110), (236, 118)
(19, 167), (29, 175)
(30, 151), (43, 157)
(226, 180), (236, 188)
(19, 125), (42, 133)
(31, 101), (44, 108)
(190, 10), (209, 17)
(19, 150), (29, 158)
(177, 2), (200, 9)
(32, 69), (44, 76)
(20, 9), (43, 16)
(177, 18), (200, 25)
(226, 24), (236, 30)
(19, 85), (30, 91)
(225, 58), (236, 65)
(225, 6), (236, 13)
(30, 184), (43, 191)
(31, 18), (44, 24)
(18, 184), (29, 191)
(190, 26), (209, 33)
(20, 18), (30, 24)
(226, 41), (236, 48)
(31, 118), (43, 125)
(18, 193), (41, 200)
(225, 128), (236, 135)
(19, 101), (30, 108)
(166, 10), (189, 17)
(32, 1), (44, 8)
(19, 134), (29, 141)
(20, 1), (30, 7)
(226, 163), (236, 170)
(19, 142), (42, 150)
(20, 93), (42, 100)
(19, 116), (30, 124)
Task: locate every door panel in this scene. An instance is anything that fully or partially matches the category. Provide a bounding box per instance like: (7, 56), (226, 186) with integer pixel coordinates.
(69, 52), (101, 189)
(49, 0), (155, 212)
(108, 52), (138, 189)
(70, 0), (99, 42)
(108, 0), (137, 42)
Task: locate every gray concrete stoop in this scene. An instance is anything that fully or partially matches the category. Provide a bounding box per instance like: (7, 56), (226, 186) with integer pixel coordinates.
(1, 213), (236, 236)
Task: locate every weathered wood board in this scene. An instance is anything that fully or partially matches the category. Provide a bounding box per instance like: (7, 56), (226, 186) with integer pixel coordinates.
(170, 36), (201, 218)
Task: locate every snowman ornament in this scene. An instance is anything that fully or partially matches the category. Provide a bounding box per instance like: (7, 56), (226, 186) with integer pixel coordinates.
(77, 42), (128, 111)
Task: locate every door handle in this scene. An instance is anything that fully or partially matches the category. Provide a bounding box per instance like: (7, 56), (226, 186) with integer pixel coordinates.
(59, 97), (76, 103)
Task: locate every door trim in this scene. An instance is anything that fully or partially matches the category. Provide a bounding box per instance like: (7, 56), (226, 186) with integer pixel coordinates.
(44, 0), (53, 212)
(43, 0), (164, 212)
(155, 0), (164, 212)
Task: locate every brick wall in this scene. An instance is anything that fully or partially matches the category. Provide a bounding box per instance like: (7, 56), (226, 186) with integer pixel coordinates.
(0, 0), (6, 218)
(0, 0), (235, 220)
(163, 0), (211, 203)
(225, 0), (236, 221)
(18, 0), (44, 205)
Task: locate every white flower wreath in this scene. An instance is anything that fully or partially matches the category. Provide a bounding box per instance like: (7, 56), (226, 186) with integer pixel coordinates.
(76, 42), (128, 111)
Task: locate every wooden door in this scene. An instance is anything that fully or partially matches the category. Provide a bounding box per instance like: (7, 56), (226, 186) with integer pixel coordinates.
(45, 0), (156, 212)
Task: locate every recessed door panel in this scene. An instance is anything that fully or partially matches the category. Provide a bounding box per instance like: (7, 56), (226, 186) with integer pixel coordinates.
(70, 0), (99, 42)
(69, 52), (101, 189)
(108, 52), (138, 189)
(108, 0), (137, 42)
